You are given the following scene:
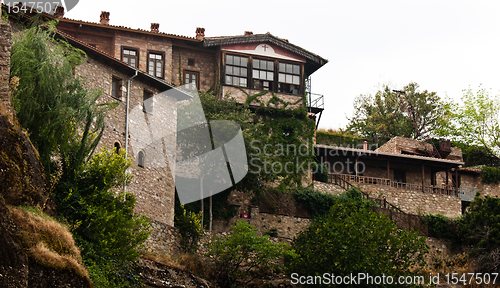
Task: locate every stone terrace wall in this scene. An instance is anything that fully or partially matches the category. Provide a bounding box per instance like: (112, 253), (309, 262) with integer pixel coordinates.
(313, 181), (461, 218)
(359, 184), (461, 218)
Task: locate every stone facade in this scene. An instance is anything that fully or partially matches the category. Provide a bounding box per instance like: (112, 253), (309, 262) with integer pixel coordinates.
(75, 53), (177, 226)
(459, 168), (500, 198)
(222, 86), (303, 108)
(172, 46), (216, 91)
(313, 181), (461, 218)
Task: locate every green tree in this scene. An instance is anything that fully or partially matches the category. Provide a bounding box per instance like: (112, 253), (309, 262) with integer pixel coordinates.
(206, 220), (296, 288)
(10, 23), (115, 176)
(348, 82), (443, 141)
(55, 148), (151, 287)
(458, 195), (500, 272)
(289, 195), (428, 287)
(438, 86), (500, 159)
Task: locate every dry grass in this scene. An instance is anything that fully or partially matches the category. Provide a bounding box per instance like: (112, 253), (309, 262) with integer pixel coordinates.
(141, 251), (211, 279)
(141, 251), (185, 271)
(9, 206), (89, 280)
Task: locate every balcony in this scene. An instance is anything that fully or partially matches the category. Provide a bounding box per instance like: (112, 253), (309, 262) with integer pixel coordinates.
(328, 173), (473, 198)
(306, 92), (324, 114)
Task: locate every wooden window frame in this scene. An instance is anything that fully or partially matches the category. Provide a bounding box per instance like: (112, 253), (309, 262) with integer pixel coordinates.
(147, 50), (165, 79)
(143, 89), (154, 114)
(277, 61), (302, 95)
(223, 53), (249, 88)
(111, 76), (122, 100)
(184, 70), (200, 91)
(121, 46), (139, 68)
(222, 52), (303, 95)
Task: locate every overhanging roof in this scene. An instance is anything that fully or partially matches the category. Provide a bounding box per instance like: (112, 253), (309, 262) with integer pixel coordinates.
(315, 144), (465, 166)
(204, 33), (328, 75)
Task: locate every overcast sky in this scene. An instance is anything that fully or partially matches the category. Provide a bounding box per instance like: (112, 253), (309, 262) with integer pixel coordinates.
(65, 0), (500, 130)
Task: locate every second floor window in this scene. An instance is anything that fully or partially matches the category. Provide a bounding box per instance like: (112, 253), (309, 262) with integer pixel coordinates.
(122, 48), (138, 68)
(184, 71), (199, 90)
(111, 76), (121, 99)
(148, 52), (163, 78)
(252, 59), (274, 91)
(278, 62), (301, 95)
(143, 90), (153, 113)
(225, 54), (248, 87)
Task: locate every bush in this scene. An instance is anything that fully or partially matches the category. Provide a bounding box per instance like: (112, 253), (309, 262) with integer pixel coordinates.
(206, 220), (296, 288)
(481, 166), (500, 184)
(420, 213), (459, 242)
(175, 204), (203, 253)
(294, 187), (369, 218)
(458, 195), (500, 272)
(289, 197), (428, 287)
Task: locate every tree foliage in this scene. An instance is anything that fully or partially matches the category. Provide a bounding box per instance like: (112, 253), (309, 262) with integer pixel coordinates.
(458, 195), (500, 272)
(10, 23), (115, 175)
(348, 82), (443, 141)
(438, 86), (500, 159)
(290, 195), (428, 287)
(206, 220), (296, 288)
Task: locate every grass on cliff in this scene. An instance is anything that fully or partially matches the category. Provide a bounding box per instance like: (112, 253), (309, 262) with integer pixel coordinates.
(8, 205), (89, 280)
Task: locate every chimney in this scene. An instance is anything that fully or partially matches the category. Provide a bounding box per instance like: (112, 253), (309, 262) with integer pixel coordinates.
(53, 6), (65, 18)
(151, 23), (159, 32)
(363, 141), (368, 150)
(195, 27), (205, 41)
(244, 31), (253, 36)
(100, 11), (110, 25)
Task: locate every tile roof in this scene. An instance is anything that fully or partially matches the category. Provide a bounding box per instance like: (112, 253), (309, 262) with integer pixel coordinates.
(204, 32), (328, 66)
(315, 144), (465, 166)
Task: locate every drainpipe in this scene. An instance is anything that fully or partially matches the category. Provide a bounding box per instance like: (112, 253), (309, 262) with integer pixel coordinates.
(124, 70), (139, 195)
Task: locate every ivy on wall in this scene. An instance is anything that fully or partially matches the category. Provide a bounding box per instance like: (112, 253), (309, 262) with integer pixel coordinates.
(481, 166), (500, 184)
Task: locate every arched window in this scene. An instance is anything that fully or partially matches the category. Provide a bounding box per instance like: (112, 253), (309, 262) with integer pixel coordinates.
(114, 142), (121, 155)
(138, 151), (145, 168)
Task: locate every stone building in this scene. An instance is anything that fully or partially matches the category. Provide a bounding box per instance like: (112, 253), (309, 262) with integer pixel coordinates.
(54, 30), (191, 227)
(42, 8), (328, 231)
(315, 137), (475, 217)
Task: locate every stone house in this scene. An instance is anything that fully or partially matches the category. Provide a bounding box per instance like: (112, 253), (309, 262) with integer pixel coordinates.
(44, 8), (328, 230)
(54, 30), (191, 228)
(315, 137), (477, 217)
(54, 10), (327, 116)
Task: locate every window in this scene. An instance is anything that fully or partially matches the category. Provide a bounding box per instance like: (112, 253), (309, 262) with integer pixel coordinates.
(188, 58), (195, 66)
(114, 142), (121, 154)
(111, 76), (121, 99)
(184, 71), (199, 90)
(278, 62), (301, 95)
(148, 52), (164, 78)
(138, 151), (145, 168)
(252, 58), (274, 91)
(122, 48), (138, 68)
(223, 52), (303, 95)
(143, 90), (154, 113)
(225, 54), (248, 87)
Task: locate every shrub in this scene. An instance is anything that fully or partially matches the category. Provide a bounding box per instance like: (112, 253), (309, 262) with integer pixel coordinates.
(289, 197), (428, 287)
(458, 195), (500, 272)
(420, 213), (459, 242)
(481, 166), (500, 184)
(206, 220), (296, 288)
(175, 204), (203, 253)
(294, 187), (369, 218)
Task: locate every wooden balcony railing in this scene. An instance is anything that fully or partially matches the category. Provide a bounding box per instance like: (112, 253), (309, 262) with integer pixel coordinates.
(328, 173), (460, 196)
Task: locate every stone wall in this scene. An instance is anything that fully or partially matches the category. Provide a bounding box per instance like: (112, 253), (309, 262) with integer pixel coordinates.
(222, 86), (303, 108)
(0, 22), (11, 116)
(359, 184), (461, 218)
(460, 171), (500, 198)
(75, 54), (177, 226)
(313, 181), (462, 218)
(143, 220), (180, 255)
(172, 46), (216, 91)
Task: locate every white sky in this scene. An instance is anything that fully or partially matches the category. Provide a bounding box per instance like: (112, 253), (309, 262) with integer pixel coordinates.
(65, 0), (500, 130)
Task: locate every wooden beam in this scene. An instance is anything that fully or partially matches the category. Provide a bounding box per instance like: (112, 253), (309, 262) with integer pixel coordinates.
(387, 160), (390, 179)
(455, 169), (459, 193)
(422, 164), (425, 192)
